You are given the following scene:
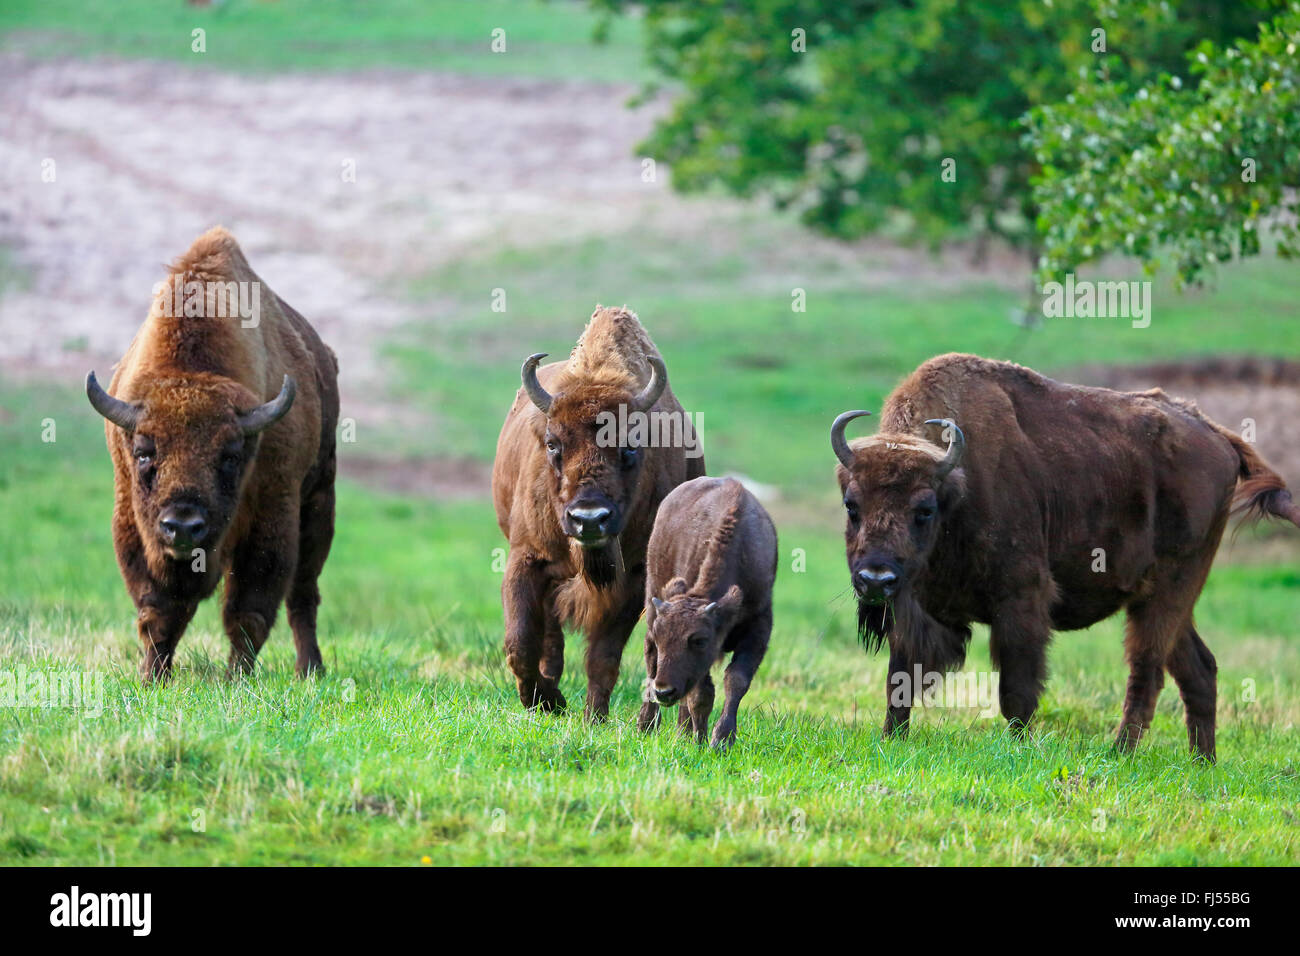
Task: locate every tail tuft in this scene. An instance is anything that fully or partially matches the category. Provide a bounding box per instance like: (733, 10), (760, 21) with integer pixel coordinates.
(1219, 425), (1300, 528)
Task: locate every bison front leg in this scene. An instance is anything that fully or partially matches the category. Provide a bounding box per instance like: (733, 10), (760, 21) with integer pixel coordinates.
(686, 673), (715, 744)
(223, 514), (297, 677)
(990, 598), (1052, 736)
(636, 633), (660, 732)
(583, 591), (643, 722)
(136, 597), (198, 683)
(502, 551), (563, 713)
(711, 611), (771, 750)
(883, 646), (914, 739)
(286, 473), (335, 677)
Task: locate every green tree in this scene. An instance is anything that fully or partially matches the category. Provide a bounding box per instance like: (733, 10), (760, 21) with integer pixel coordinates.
(594, 0), (1273, 261)
(1028, 1), (1300, 285)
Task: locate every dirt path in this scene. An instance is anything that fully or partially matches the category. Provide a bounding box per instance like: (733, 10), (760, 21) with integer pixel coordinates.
(0, 54), (673, 416)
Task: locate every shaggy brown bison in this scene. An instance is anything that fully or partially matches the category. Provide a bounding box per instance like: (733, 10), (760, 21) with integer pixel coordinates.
(831, 353), (1300, 762)
(636, 476), (777, 748)
(87, 227), (339, 681)
(492, 306), (704, 720)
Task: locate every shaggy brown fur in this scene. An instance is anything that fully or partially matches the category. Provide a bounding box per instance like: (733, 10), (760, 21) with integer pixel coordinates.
(636, 477), (777, 748)
(89, 227), (339, 681)
(833, 353), (1300, 762)
(492, 306), (704, 720)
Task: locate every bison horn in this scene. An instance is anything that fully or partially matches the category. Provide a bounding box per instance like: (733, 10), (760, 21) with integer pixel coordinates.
(521, 352), (553, 415)
(239, 375), (297, 435)
(632, 355), (668, 412)
(830, 410), (872, 468)
(924, 418), (966, 478)
(86, 371), (142, 432)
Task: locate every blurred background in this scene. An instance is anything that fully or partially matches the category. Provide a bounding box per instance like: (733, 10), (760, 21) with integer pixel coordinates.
(3, 0), (1299, 501)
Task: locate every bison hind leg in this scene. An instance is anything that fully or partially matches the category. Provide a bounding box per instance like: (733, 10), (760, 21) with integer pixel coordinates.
(1165, 622), (1217, 763)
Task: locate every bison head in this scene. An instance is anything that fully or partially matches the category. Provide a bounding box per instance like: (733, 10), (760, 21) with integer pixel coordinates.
(831, 410), (966, 613)
(87, 371), (295, 562)
(646, 577), (743, 705)
(520, 351), (667, 553)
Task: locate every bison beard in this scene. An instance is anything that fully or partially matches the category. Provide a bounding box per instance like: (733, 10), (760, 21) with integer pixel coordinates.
(573, 536), (625, 591)
(859, 594), (970, 673)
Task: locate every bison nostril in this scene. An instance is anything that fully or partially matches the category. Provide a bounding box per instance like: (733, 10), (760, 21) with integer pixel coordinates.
(567, 506), (611, 532)
(160, 510), (207, 546)
(654, 682), (677, 700)
(858, 567), (898, 588)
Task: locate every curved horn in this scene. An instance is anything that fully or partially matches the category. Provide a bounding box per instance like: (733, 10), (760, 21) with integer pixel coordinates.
(632, 355), (668, 412)
(239, 375), (297, 436)
(521, 352), (553, 415)
(924, 418), (965, 479)
(85, 371), (141, 432)
(830, 410), (872, 468)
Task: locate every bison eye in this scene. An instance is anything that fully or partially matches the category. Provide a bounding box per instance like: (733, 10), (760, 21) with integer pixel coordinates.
(688, 632), (708, 649)
(620, 447), (640, 470)
(914, 504), (937, 524)
(844, 499), (860, 524)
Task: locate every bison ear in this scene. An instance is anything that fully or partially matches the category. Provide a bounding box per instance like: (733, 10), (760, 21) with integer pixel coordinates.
(707, 585), (743, 619)
(937, 466), (968, 509)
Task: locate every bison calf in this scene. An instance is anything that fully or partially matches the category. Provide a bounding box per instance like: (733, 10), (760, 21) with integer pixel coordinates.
(87, 227), (339, 681)
(637, 477), (777, 749)
(831, 353), (1300, 762)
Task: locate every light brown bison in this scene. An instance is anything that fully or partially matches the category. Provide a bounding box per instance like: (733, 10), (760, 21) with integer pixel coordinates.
(636, 476), (777, 748)
(831, 353), (1300, 762)
(492, 306), (704, 719)
(87, 227), (339, 681)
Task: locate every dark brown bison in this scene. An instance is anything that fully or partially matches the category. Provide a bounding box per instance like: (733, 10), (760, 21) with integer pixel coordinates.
(492, 306), (704, 720)
(87, 226), (339, 681)
(831, 353), (1300, 762)
(636, 476), (777, 748)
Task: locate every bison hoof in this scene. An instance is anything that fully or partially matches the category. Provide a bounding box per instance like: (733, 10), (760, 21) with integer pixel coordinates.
(710, 722), (736, 751)
(636, 701), (660, 733)
(537, 690), (567, 714)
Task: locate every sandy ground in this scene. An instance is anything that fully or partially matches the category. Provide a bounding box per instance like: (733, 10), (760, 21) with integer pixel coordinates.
(0, 53), (674, 418)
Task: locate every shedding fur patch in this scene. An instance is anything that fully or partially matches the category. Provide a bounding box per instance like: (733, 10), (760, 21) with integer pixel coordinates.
(693, 481), (746, 596)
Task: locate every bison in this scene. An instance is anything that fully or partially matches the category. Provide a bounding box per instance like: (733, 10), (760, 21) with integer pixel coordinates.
(830, 353), (1300, 762)
(492, 306), (704, 720)
(87, 226), (339, 681)
(636, 476), (777, 748)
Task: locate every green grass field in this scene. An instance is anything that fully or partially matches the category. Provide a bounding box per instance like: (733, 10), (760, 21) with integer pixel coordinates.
(2, 0), (1298, 866)
(3, 254), (1299, 864)
(0, 0), (648, 83)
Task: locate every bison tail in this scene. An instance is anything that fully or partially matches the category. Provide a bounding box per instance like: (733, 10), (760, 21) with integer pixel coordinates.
(1219, 426), (1300, 529)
